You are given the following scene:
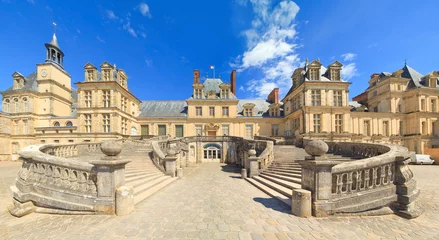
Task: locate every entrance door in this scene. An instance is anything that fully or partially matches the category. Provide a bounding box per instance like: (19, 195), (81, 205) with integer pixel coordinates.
(203, 144), (221, 163)
(208, 131), (216, 136)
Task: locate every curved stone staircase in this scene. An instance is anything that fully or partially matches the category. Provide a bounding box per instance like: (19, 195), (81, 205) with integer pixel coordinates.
(124, 146), (177, 205)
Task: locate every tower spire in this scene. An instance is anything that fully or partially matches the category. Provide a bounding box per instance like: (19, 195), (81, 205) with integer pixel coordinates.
(53, 22), (57, 34)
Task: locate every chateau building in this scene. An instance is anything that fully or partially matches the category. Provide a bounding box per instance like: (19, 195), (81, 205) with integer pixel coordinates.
(1, 33), (438, 161)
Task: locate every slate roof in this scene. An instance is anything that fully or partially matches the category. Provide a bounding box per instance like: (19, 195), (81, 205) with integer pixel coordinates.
(138, 100), (187, 118)
(237, 99), (283, 117)
(1, 72), (38, 94)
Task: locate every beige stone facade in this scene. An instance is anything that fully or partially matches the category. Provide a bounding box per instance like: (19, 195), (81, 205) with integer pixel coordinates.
(0, 34), (438, 160)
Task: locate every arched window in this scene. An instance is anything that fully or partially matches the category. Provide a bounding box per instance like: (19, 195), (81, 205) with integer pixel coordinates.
(54, 121), (60, 127)
(4, 99), (10, 112)
(23, 98), (29, 112)
(65, 121), (73, 127)
(14, 98), (19, 113)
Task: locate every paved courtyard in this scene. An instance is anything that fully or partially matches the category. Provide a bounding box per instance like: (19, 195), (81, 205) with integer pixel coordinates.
(1, 161), (439, 239)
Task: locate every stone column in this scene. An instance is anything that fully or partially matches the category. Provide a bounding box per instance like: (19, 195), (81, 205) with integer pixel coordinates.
(90, 141), (130, 215)
(164, 149), (178, 177)
(248, 149), (259, 178)
(298, 140), (338, 217)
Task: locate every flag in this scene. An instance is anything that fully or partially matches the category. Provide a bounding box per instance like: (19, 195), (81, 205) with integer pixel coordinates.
(209, 65), (214, 69)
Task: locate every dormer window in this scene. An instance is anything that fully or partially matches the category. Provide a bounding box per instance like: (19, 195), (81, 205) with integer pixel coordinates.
(221, 89), (229, 99)
(245, 109), (253, 117)
(309, 68), (319, 80)
(430, 78), (437, 88)
(195, 89), (203, 99)
(330, 69), (341, 81)
(103, 70), (111, 81)
(243, 103), (255, 117)
(87, 70), (94, 82)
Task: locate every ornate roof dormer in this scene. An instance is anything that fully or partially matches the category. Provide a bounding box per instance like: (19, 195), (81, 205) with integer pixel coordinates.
(12, 72), (25, 90)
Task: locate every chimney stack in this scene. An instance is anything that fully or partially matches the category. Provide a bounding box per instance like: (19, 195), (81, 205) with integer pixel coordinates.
(230, 70), (236, 94)
(370, 73), (379, 79)
(193, 70), (200, 84)
(267, 88), (279, 104)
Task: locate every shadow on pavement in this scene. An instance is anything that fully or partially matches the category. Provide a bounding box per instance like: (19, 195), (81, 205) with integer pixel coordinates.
(220, 163), (241, 173)
(253, 197), (291, 214)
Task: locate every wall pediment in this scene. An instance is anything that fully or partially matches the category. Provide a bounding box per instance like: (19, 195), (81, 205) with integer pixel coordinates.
(205, 123), (219, 131)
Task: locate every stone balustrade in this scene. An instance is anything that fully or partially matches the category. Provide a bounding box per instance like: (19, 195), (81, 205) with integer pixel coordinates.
(9, 140), (133, 217)
(298, 138), (423, 219)
(151, 136), (273, 177)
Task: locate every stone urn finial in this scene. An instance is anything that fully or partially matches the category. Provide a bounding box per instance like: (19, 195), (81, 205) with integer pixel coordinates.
(166, 148), (176, 157)
(248, 149), (257, 157)
(100, 140), (122, 157)
(304, 140), (328, 157)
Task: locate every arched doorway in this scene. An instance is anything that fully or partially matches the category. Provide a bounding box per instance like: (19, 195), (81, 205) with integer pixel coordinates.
(131, 127), (137, 136)
(203, 143), (221, 163)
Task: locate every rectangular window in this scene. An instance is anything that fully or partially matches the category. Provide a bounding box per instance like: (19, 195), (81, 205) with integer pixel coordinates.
(158, 125), (166, 136)
(12, 143), (19, 154)
(383, 121), (389, 137)
(245, 109), (253, 117)
(331, 69), (340, 81)
(103, 90), (111, 108)
(399, 121), (403, 136)
(422, 122), (426, 135)
(333, 91), (343, 107)
(121, 97), (127, 112)
(222, 107), (229, 116)
(222, 125), (229, 136)
(141, 125), (149, 135)
(221, 89), (229, 99)
(196, 106), (202, 116)
(103, 114), (111, 133)
(195, 89), (202, 99)
(40, 140), (46, 143)
(85, 114), (92, 133)
(421, 99), (426, 111)
(121, 118), (127, 135)
(271, 124), (279, 136)
(431, 99), (437, 112)
(335, 114), (343, 133)
(196, 125), (203, 136)
(209, 107), (215, 116)
(84, 91), (92, 108)
(175, 125), (184, 138)
(54, 140), (60, 143)
(313, 114), (321, 133)
(14, 120), (19, 134)
(309, 69), (319, 80)
(23, 120), (28, 135)
(103, 70), (110, 81)
(364, 120), (371, 136)
(68, 140), (74, 143)
(23, 99), (29, 112)
(245, 125), (253, 139)
(311, 90), (321, 106)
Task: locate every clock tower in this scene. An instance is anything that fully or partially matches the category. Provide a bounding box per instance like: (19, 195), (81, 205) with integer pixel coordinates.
(35, 31), (73, 116)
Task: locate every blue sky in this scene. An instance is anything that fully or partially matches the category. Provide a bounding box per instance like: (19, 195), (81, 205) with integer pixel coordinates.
(1, 0), (438, 101)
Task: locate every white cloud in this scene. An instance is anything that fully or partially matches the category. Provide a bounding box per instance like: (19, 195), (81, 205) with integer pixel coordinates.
(106, 10), (118, 20)
(341, 53), (356, 62)
(368, 43), (378, 48)
(123, 21), (137, 38)
(232, 0), (301, 98)
(45, 5), (52, 11)
(26, 0), (34, 4)
(76, 29), (81, 34)
(138, 3), (151, 18)
(96, 35), (106, 43)
(139, 32), (146, 38)
(341, 63), (358, 80)
(145, 59), (152, 66)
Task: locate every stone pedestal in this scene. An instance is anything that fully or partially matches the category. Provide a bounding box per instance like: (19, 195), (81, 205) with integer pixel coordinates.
(177, 168), (184, 178)
(115, 186), (134, 216)
(241, 168), (247, 179)
(165, 156), (177, 177)
(248, 149), (259, 178)
(90, 156), (131, 214)
(292, 189), (311, 217)
(299, 160), (338, 217)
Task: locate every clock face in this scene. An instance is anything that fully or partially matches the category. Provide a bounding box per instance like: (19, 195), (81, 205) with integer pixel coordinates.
(41, 69), (47, 77)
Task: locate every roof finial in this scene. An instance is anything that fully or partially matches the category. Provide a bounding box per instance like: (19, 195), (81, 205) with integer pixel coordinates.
(53, 22), (57, 35)
(305, 57), (308, 64)
(317, 58), (320, 62)
(404, 59), (407, 66)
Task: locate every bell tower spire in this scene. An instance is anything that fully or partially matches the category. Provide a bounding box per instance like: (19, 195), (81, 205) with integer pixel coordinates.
(45, 22), (64, 68)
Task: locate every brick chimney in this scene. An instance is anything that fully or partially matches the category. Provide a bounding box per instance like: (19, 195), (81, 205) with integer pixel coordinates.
(193, 70), (200, 84)
(230, 70), (236, 94)
(267, 88), (279, 104)
(370, 73), (380, 79)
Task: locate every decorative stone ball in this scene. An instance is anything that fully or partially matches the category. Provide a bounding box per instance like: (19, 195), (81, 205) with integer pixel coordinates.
(100, 140), (122, 156)
(248, 149), (257, 157)
(304, 140), (328, 157)
(167, 149), (176, 157)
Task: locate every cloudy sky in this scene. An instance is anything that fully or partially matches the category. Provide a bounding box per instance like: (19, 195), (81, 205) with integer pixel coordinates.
(0, 0), (438, 101)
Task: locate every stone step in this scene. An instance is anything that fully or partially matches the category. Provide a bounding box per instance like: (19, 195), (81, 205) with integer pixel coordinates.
(133, 175), (172, 198)
(261, 172), (301, 184)
(264, 169), (301, 178)
(269, 164), (302, 168)
(134, 177), (177, 205)
(125, 168), (156, 174)
(127, 173), (166, 187)
(245, 178), (291, 207)
(267, 167), (302, 173)
(252, 176), (293, 198)
(125, 171), (164, 182)
(259, 174), (302, 190)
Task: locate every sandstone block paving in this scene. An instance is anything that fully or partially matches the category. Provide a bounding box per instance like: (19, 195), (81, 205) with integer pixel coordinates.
(1, 161), (439, 239)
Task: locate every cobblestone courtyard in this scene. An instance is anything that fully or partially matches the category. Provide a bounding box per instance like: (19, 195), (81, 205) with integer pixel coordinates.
(1, 161), (439, 240)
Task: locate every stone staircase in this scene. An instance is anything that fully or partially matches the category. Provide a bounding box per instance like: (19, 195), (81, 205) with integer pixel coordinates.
(124, 147), (177, 205)
(245, 145), (308, 207)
